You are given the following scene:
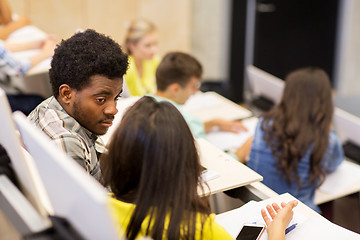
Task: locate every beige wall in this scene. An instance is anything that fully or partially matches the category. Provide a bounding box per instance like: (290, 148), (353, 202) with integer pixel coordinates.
(9, 0), (191, 56)
(191, 0), (231, 81)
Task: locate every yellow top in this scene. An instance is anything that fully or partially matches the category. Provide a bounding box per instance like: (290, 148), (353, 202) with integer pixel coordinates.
(124, 55), (160, 96)
(108, 197), (234, 239)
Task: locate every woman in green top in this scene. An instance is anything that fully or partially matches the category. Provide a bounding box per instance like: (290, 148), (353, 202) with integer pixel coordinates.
(101, 96), (297, 240)
(124, 19), (160, 96)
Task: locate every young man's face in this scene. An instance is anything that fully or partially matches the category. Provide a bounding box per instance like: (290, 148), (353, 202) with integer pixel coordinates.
(175, 76), (201, 105)
(69, 75), (123, 135)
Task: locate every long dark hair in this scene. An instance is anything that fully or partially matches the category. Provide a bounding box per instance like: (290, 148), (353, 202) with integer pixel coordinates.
(101, 96), (210, 240)
(261, 67), (333, 187)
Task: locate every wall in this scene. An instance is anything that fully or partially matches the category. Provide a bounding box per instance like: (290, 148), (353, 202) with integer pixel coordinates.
(9, 0), (191, 57)
(191, 0), (231, 81)
(334, 0), (360, 96)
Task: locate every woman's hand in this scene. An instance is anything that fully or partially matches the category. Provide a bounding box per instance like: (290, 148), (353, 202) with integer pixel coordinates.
(204, 118), (248, 133)
(261, 200), (298, 240)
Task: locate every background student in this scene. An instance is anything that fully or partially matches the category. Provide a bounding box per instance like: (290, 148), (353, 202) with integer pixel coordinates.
(123, 18), (160, 96)
(0, 36), (57, 115)
(0, 0), (57, 115)
(100, 96), (297, 240)
(247, 67), (344, 212)
(154, 51), (252, 162)
(28, 29), (129, 181)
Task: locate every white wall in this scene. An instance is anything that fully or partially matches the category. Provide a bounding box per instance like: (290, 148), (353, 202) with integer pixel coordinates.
(191, 0), (232, 82)
(335, 0), (360, 96)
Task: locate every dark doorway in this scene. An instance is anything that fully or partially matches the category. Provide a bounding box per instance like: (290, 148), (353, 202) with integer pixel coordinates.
(228, 0), (339, 103)
(253, 0), (339, 82)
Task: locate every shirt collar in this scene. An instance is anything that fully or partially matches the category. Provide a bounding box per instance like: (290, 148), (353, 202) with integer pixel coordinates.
(48, 97), (99, 142)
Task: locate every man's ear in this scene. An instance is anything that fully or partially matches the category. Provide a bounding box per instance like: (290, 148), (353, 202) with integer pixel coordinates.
(168, 83), (181, 95)
(58, 84), (74, 105)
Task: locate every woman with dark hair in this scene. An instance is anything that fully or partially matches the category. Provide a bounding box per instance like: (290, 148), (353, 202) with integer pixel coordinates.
(248, 67), (344, 212)
(101, 96), (297, 240)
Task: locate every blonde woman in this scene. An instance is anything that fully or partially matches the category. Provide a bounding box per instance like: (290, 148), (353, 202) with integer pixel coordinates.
(124, 19), (160, 96)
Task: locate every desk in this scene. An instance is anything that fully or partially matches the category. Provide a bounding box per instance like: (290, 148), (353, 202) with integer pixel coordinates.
(182, 91), (253, 122)
(315, 160), (360, 205)
(216, 193), (319, 222)
(215, 193), (360, 239)
(101, 96), (263, 196)
(197, 138), (262, 196)
(334, 95), (360, 118)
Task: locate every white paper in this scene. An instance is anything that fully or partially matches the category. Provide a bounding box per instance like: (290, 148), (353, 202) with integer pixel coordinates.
(215, 200), (306, 239)
(319, 160), (360, 194)
(206, 117), (258, 150)
(287, 217), (360, 240)
(182, 92), (223, 112)
(201, 169), (220, 182)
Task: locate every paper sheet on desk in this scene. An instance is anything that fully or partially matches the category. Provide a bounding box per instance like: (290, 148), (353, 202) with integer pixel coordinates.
(12, 50), (51, 74)
(7, 25), (47, 42)
(319, 160), (360, 194)
(287, 217), (360, 240)
(206, 118), (258, 151)
(181, 92), (223, 112)
(215, 200), (306, 240)
(201, 169), (220, 182)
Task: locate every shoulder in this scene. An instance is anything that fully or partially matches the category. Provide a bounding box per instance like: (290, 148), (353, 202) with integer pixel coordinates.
(29, 97), (87, 145)
(200, 213), (234, 239)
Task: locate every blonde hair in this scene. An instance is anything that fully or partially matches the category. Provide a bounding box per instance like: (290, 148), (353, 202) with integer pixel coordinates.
(124, 19), (156, 54)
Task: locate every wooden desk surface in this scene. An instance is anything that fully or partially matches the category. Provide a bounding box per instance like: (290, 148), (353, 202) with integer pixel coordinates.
(315, 159), (360, 205)
(197, 138), (262, 196)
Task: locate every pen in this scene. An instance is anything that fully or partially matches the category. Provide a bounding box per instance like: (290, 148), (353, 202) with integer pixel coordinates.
(285, 223), (297, 234)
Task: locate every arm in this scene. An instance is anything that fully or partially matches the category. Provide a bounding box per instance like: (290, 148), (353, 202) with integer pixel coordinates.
(0, 38), (56, 75)
(27, 38), (56, 68)
(0, 0), (12, 25)
(235, 136), (253, 163)
(4, 38), (44, 52)
(261, 200), (298, 240)
(203, 118), (247, 133)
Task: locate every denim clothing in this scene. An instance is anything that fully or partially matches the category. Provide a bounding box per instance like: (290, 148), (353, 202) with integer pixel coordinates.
(248, 118), (344, 212)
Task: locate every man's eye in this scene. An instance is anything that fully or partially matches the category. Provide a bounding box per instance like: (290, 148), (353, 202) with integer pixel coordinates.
(96, 98), (105, 103)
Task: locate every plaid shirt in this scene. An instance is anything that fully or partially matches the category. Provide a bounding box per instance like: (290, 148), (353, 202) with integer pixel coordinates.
(0, 40), (31, 93)
(28, 96), (105, 181)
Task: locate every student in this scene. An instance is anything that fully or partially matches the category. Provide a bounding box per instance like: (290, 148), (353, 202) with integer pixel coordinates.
(124, 19), (160, 96)
(154, 51), (252, 162)
(101, 96), (298, 240)
(28, 29), (129, 181)
(0, 36), (57, 115)
(248, 67), (344, 212)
